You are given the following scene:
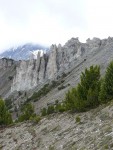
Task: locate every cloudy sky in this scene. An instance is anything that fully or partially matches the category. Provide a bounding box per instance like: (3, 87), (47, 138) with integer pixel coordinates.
(0, 0), (113, 52)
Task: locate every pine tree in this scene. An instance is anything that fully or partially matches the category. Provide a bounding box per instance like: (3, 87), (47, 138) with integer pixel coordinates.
(77, 65), (100, 110)
(65, 88), (77, 111)
(99, 61), (113, 103)
(64, 65), (100, 112)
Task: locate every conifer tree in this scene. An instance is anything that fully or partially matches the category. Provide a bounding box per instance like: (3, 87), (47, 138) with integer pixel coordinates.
(99, 61), (113, 103)
(64, 65), (100, 111)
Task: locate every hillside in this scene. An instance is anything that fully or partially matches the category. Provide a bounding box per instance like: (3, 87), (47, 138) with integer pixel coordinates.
(6, 36), (113, 115)
(0, 37), (113, 114)
(1, 101), (113, 150)
(1, 37), (113, 150)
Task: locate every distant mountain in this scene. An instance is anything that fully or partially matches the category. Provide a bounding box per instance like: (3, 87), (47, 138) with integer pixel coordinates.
(0, 43), (49, 60)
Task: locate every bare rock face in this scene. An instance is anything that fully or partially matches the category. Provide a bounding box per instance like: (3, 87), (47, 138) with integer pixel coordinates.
(46, 45), (58, 79)
(86, 37), (101, 49)
(0, 58), (16, 97)
(11, 58), (39, 91)
(56, 38), (84, 73)
(11, 36), (113, 92)
(11, 51), (48, 91)
(11, 37), (85, 92)
(0, 58), (14, 69)
(38, 54), (46, 83)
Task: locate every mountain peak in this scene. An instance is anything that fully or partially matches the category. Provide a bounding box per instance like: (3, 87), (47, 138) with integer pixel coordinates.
(0, 43), (48, 60)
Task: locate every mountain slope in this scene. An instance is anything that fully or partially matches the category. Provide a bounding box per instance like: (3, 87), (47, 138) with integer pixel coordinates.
(0, 43), (48, 60)
(0, 58), (16, 98)
(1, 101), (113, 150)
(0, 37), (113, 104)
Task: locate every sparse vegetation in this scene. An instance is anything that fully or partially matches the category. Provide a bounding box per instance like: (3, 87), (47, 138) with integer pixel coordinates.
(58, 85), (66, 90)
(55, 103), (65, 112)
(18, 102), (41, 123)
(49, 145), (55, 150)
(27, 81), (61, 102)
(47, 105), (55, 115)
(8, 76), (13, 80)
(76, 116), (81, 123)
(5, 98), (12, 109)
(41, 107), (47, 116)
(62, 72), (67, 78)
(18, 103), (36, 122)
(18, 91), (22, 96)
(30, 115), (41, 123)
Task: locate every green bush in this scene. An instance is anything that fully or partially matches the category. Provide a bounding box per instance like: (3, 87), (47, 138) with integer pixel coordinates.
(55, 100), (59, 104)
(41, 108), (47, 116)
(58, 85), (66, 90)
(58, 104), (65, 112)
(18, 103), (36, 122)
(47, 105), (55, 115)
(62, 72), (67, 78)
(76, 116), (81, 123)
(51, 81), (58, 88)
(18, 91), (22, 96)
(55, 103), (65, 113)
(0, 98), (13, 125)
(61, 80), (65, 83)
(8, 76), (13, 80)
(5, 98), (12, 109)
(30, 116), (41, 123)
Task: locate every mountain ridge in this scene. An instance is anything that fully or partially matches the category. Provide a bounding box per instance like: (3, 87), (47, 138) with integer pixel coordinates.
(0, 43), (48, 60)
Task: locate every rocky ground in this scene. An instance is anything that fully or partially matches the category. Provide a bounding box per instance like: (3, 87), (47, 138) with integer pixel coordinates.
(1, 101), (113, 150)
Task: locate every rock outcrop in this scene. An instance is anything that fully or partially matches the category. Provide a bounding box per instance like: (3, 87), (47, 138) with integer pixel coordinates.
(0, 58), (14, 69)
(0, 58), (16, 97)
(11, 37), (113, 92)
(11, 37), (86, 91)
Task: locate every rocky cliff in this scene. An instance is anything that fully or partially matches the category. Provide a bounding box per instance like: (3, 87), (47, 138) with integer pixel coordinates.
(11, 37), (113, 92)
(11, 37), (86, 92)
(0, 58), (16, 97)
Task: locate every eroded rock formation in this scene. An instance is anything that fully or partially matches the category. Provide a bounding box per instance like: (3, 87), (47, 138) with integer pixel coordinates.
(11, 37), (113, 92)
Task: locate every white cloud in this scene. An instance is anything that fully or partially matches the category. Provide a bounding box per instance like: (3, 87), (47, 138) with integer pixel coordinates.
(85, 0), (113, 38)
(0, 0), (113, 52)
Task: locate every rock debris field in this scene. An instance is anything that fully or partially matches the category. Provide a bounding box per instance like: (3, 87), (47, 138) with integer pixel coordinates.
(1, 101), (113, 150)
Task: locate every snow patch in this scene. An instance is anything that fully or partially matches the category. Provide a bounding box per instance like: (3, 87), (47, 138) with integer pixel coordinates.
(30, 49), (46, 59)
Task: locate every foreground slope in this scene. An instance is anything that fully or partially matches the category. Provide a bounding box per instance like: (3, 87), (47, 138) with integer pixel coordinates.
(1, 102), (113, 150)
